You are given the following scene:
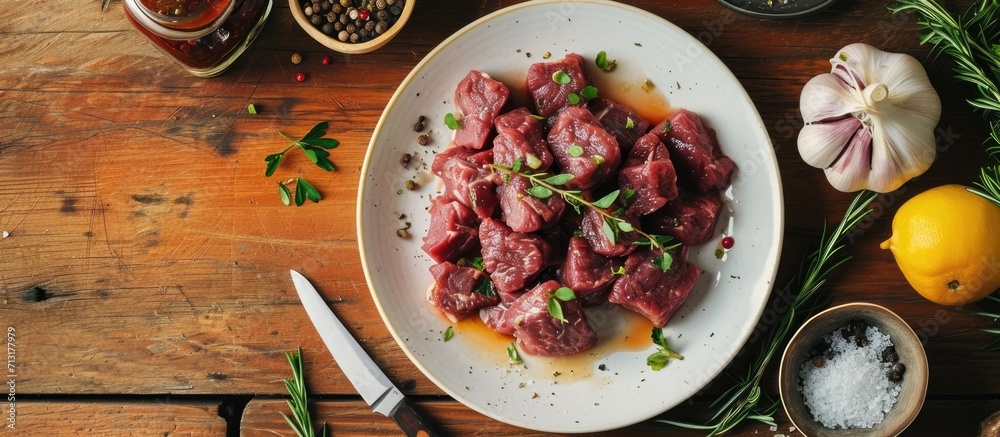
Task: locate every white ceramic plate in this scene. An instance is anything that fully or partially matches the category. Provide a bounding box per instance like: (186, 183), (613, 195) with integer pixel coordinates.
(357, 0), (783, 432)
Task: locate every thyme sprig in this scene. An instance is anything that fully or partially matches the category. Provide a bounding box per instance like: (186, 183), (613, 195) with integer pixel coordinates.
(487, 162), (679, 271)
(281, 347), (328, 437)
(659, 190), (878, 435)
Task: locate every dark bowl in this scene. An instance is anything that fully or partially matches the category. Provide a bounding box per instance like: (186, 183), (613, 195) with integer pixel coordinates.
(716, 0), (838, 19)
(778, 303), (928, 437)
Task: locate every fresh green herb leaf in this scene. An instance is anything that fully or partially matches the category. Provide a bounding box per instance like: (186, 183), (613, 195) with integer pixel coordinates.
(469, 256), (486, 271)
(281, 347), (329, 437)
(265, 154), (283, 177)
(444, 326), (454, 342)
(593, 190), (620, 209)
(524, 154), (541, 170)
(507, 343), (523, 365)
(652, 252), (673, 271)
(278, 182), (291, 206)
(298, 178), (322, 203)
(444, 113), (460, 130)
(622, 189), (636, 202)
(567, 93), (581, 105)
(547, 297), (567, 323)
(595, 50), (616, 71)
(552, 70), (572, 85)
(474, 277), (494, 297)
(581, 85), (598, 100)
(553, 287), (576, 301)
(303, 122), (329, 141)
(247, 103), (257, 115)
(294, 181), (307, 206)
(512, 158), (523, 173)
(566, 196), (582, 214)
(647, 327), (683, 371)
(592, 155), (606, 165)
(525, 185), (554, 198)
(303, 148), (319, 164)
(531, 114), (545, 121)
(611, 265), (626, 276)
(715, 248), (724, 259)
(625, 117), (635, 130)
(568, 145), (585, 157)
(618, 221), (634, 232)
(306, 138), (340, 149)
(544, 173), (575, 185)
(602, 217), (617, 245)
(662, 120), (671, 133)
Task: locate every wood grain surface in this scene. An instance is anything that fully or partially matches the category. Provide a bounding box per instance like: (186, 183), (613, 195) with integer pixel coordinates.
(2, 0), (999, 435)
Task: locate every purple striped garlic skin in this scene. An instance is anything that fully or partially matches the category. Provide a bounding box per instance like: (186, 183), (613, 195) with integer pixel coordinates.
(798, 43), (942, 193)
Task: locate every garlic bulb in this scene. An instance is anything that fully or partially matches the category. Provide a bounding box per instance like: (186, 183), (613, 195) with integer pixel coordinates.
(798, 43), (942, 193)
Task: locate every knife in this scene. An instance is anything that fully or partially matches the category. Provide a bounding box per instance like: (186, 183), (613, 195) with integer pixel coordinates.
(290, 270), (440, 437)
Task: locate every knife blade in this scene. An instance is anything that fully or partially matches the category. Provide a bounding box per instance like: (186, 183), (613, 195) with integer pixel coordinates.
(290, 270), (439, 437)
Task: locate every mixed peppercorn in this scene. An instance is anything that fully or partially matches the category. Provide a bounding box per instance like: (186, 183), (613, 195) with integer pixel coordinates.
(301, 0), (406, 43)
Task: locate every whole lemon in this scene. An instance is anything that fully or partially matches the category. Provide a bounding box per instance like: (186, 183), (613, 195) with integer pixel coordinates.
(881, 184), (1000, 306)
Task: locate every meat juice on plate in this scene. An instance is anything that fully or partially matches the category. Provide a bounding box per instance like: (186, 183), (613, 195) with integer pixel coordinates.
(422, 52), (736, 373)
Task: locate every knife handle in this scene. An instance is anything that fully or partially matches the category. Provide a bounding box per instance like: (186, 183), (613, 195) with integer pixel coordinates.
(390, 398), (440, 437)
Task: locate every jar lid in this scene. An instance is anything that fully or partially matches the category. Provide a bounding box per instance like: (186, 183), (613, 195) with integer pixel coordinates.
(124, 0), (235, 40)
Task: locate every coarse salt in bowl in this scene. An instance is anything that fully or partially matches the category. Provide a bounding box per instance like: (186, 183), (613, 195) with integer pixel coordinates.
(779, 303), (928, 437)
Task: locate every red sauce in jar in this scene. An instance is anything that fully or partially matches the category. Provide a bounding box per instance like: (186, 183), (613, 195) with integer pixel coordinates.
(124, 0), (272, 77)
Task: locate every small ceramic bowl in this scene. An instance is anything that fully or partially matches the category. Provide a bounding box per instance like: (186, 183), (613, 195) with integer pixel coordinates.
(779, 303), (928, 437)
(289, 0), (415, 54)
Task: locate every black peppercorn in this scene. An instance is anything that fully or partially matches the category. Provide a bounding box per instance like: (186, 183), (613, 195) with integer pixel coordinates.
(400, 153), (412, 167)
(413, 115), (426, 132)
(321, 22), (334, 35)
(881, 346), (898, 363)
(349, 32), (359, 43)
(331, 3), (342, 13)
(376, 10), (388, 21)
(358, 28), (369, 38)
(345, 23), (356, 33)
(375, 20), (388, 34)
(386, 0), (395, 4)
(375, 0), (387, 9)
(334, 21), (343, 31)
(339, 14), (350, 24)
(389, 5), (402, 15)
(364, 20), (376, 31)
(326, 11), (336, 22)
(417, 134), (430, 146)
(320, 0), (331, 11)
(310, 14), (323, 25)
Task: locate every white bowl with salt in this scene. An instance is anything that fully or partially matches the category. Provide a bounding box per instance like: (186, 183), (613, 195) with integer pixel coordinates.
(779, 303), (928, 437)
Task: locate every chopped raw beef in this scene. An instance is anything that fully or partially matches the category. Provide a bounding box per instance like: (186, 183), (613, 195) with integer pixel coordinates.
(493, 107), (554, 171)
(652, 109), (736, 192)
(454, 70), (510, 150)
(580, 205), (639, 257)
(608, 249), (702, 327)
(480, 303), (514, 335)
(498, 174), (567, 233)
(548, 107), (621, 190)
(642, 189), (724, 246)
(427, 262), (500, 322)
(560, 237), (621, 306)
(590, 98), (650, 155)
(421, 197), (479, 263)
(619, 133), (678, 216)
(432, 145), (498, 219)
(506, 280), (598, 356)
(479, 218), (554, 294)
(525, 53), (591, 118)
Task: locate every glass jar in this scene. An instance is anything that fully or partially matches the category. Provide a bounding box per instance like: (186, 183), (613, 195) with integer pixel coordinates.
(124, 0), (273, 77)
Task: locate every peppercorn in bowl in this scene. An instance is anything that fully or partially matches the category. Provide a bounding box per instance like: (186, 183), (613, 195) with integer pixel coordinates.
(779, 303), (928, 436)
(289, 0), (413, 54)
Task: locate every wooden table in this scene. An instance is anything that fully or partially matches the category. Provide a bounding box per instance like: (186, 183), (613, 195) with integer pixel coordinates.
(4, 0), (1000, 435)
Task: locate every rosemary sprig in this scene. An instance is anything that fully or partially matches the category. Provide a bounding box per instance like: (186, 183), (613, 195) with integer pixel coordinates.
(487, 162), (679, 270)
(969, 165), (1000, 207)
(281, 347), (328, 437)
(891, 0), (1000, 150)
(659, 190), (878, 435)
